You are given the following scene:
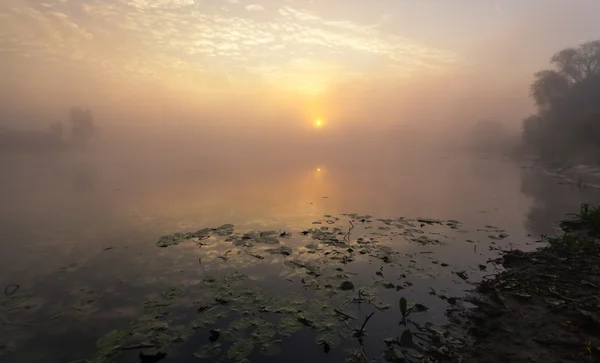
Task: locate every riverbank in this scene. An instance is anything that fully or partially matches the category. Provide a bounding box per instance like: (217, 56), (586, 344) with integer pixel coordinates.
(447, 204), (600, 363)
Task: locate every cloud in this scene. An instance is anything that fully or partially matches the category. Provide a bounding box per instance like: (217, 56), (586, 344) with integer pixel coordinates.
(245, 4), (264, 12)
(0, 0), (459, 94)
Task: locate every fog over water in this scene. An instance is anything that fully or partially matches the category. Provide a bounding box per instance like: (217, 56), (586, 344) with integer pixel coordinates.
(2, 1), (600, 362)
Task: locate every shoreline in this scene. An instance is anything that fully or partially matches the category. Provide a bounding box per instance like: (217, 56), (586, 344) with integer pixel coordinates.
(444, 204), (600, 363)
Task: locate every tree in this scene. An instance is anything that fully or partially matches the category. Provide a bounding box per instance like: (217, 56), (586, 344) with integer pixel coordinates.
(550, 40), (600, 83)
(69, 107), (96, 146)
(522, 39), (600, 164)
(530, 70), (570, 108)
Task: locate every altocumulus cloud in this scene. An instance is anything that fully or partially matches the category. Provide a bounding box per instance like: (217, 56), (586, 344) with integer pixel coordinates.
(0, 0), (459, 92)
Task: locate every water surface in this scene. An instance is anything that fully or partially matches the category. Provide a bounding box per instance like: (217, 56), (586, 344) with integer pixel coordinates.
(1, 149), (599, 362)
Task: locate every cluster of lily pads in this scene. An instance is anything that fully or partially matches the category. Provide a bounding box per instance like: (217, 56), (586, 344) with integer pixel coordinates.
(3, 213), (509, 362)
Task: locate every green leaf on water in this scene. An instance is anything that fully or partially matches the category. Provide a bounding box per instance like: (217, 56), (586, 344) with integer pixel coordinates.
(192, 308), (228, 329)
(384, 346), (405, 362)
(260, 342), (282, 356)
(265, 246), (292, 256)
(412, 303), (429, 313)
(250, 321), (276, 343)
(194, 342), (222, 359)
(315, 331), (341, 349)
(227, 339), (254, 361)
(96, 329), (128, 350)
(161, 287), (185, 300)
(278, 315), (303, 337)
(0, 294), (33, 309)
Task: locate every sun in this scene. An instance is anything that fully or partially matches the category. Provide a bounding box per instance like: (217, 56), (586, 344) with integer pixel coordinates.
(314, 119), (324, 128)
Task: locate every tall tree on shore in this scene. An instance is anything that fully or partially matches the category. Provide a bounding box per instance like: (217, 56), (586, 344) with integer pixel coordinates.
(522, 40), (600, 163)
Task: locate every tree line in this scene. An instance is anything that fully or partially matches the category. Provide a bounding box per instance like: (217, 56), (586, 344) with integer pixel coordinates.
(522, 40), (600, 164)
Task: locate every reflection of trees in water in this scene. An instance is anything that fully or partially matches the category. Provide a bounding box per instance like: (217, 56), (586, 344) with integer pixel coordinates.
(520, 168), (600, 236)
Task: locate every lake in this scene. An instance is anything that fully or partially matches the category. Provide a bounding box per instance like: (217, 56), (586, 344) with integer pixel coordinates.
(1, 148), (599, 363)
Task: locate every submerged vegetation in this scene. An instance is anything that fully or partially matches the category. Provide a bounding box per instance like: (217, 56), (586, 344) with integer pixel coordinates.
(2, 213), (493, 363)
(7, 204), (600, 363)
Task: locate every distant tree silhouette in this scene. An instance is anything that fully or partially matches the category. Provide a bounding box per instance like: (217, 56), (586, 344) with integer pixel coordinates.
(49, 122), (64, 140)
(522, 40), (600, 164)
(69, 107), (96, 146)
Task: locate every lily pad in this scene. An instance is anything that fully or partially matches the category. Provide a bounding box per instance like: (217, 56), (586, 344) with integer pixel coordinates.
(250, 320), (276, 343)
(384, 346), (405, 362)
(260, 342), (282, 356)
(157, 233), (187, 247)
(265, 246), (292, 256)
(194, 342), (222, 359)
(278, 316), (304, 337)
(0, 294), (33, 309)
(227, 339), (254, 361)
(97, 329), (129, 350)
(214, 224), (235, 236)
(339, 281), (355, 291)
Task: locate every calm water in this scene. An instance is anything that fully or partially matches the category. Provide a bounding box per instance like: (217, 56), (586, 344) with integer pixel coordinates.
(1, 149), (599, 363)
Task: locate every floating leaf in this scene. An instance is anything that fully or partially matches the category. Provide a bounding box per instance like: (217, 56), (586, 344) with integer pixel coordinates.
(265, 246), (292, 256)
(278, 316), (303, 337)
(339, 281), (355, 291)
(227, 339), (254, 361)
(384, 346), (405, 362)
(316, 332), (341, 349)
(194, 342), (222, 359)
(381, 282), (395, 289)
(97, 329), (128, 350)
(250, 321), (275, 343)
(412, 303), (429, 313)
(193, 308), (227, 329)
(0, 294), (33, 309)
(214, 224), (235, 236)
(260, 342), (282, 356)
(161, 287), (184, 300)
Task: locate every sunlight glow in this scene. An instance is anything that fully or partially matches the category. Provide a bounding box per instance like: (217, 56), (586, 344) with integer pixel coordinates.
(315, 119), (324, 128)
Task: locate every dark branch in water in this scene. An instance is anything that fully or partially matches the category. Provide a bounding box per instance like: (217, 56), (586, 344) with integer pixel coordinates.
(357, 312), (374, 337)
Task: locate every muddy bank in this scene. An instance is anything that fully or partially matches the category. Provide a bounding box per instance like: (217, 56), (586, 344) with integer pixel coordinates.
(448, 205), (600, 363)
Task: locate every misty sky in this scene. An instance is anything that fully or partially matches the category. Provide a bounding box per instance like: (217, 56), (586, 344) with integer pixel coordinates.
(1, 0), (600, 130)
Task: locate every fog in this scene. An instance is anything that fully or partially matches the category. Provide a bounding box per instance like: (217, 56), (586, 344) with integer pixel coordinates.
(5, 3), (600, 363)
(4, 0), (599, 149)
(2, 0), (600, 199)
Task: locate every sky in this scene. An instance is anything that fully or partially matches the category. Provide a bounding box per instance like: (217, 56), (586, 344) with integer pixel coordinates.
(1, 0), (600, 131)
